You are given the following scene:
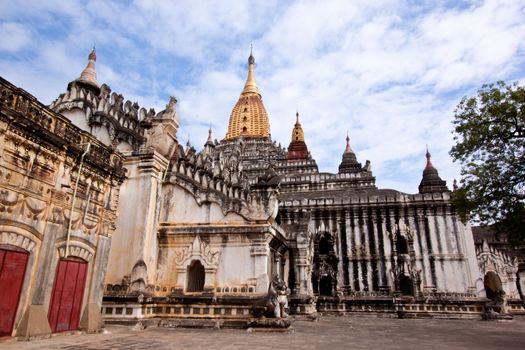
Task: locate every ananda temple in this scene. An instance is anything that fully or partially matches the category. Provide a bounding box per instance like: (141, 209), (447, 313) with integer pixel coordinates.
(0, 49), (523, 337)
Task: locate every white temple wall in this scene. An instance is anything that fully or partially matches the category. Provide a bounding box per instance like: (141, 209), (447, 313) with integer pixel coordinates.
(216, 242), (254, 287)
(105, 152), (167, 285)
(62, 109), (90, 134)
(164, 186), (246, 224)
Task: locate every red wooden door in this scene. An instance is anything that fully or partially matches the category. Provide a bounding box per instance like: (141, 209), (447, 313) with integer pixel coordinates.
(0, 245), (29, 337)
(48, 258), (88, 333)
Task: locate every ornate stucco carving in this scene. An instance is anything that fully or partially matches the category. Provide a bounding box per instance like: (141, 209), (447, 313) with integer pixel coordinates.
(0, 231), (38, 252)
(174, 235), (221, 269)
(168, 143), (279, 223)
(476, 240), (518, 277)
(58, 243), (94, 262)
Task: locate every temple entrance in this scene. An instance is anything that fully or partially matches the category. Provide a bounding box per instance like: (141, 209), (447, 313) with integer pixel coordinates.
(396, 236), (409, 254)
(399, 275), (414, 296)
(0, 245), (29, 337)
(484, 271), (502, 299)
(319, 275), (333, 296)
(187, 260), (205, 292)
(48, 257), (88, 333)
(312, 233), (338, 296)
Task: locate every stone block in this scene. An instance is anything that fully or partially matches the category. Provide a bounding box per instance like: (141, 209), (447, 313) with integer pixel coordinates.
(80, 303), (104, 333)
(14, 304), (52, 340)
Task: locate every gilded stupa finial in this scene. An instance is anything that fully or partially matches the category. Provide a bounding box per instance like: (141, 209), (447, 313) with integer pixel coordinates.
(242, 46), (259, 96)
(248, 43), (254, 65)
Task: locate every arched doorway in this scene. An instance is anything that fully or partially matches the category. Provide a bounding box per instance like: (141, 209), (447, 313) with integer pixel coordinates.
(312, 233), (338, 296)
(48, 257), (88, 333)
(0, 244), (29, 337)
(187, 260), (205, 292)
(399, 275), (414, 296)
(396, 236), (409, 254)
(484, 271), (502, 299)
(319, 276), (333, 296)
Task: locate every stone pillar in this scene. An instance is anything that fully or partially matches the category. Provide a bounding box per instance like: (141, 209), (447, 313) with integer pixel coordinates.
(204, 267), (217, 292)
(361, 210), (371, 292)
(251, 238), (270, 293)
(333, 210), (345, 294)
(415, 210), (432, 290)
(386, 209), (397, 291)
(352, 210), (362, 291)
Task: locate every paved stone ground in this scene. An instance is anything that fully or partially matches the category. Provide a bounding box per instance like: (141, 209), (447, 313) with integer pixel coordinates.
(1, 315), (524, 350)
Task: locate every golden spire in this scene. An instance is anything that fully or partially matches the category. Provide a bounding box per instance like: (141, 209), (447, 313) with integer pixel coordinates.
(291, 111), (305, 142)
(224, 49), (270, 140)
(78, 47), (98, 87)
(241, 46), (260, 97)
(344, 131), (354, 154)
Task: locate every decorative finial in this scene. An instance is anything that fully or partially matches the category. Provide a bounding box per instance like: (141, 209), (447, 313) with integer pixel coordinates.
(344, 132), (353, 154)
(296, 110), (299, 124)
(76, 47), (99, 88)
(89, 46), (96, 61)
(248, 44), (255, 65)
(242, 45), (259, 96)
(425, 145), (434, 169)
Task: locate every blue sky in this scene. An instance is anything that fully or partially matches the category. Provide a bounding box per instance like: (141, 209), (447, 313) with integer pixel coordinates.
(1, 0), (524, 193)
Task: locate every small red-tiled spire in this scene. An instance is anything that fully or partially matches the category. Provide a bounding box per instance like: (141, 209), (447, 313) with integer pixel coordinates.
(287, 111), (309, 161)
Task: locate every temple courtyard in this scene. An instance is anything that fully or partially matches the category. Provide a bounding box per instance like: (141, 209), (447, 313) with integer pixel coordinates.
(1, 315), (524, 349)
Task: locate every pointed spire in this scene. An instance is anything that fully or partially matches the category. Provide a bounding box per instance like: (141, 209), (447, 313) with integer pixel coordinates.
(242, 46), (260, 97)
(205, 125), (215, 148)
(419, 145), (449, 193)
(249, 43), (254, 65)
(425, 145), (434, 170)
(78, 47), (98, 87)
(287, 111), (309, 161)
(338, 131), (361, 173)
(207, 126), (213, 143)
(290, 111), (305, 142)
(344, 131), (354, 154)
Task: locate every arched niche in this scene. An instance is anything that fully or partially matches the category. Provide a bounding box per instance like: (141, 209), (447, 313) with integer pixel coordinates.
(187, 260), (205, 292)
(399, 275), (414, 296)
(174, 235), (221, 293)
(484, 271), (503, 300)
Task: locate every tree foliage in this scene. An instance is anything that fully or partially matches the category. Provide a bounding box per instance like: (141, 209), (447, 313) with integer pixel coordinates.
(450, 81), (525, 246)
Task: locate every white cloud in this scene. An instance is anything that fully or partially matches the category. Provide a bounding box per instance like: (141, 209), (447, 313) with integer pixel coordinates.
(1, 0), (524, 194)
(0, 22), (32, 52)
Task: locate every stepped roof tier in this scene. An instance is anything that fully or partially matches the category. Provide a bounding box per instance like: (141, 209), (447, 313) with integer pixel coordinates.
(418, 147), (449, 193)
(338, 133), (362, 173)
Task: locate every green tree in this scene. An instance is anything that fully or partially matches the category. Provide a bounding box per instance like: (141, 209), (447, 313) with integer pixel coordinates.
(450, 81), (525, 246)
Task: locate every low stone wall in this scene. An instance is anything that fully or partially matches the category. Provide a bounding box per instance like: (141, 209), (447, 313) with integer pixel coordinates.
(291, 295), (525, 319)
(102, 294), (266, 322)
(507, 299), (525, 315)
